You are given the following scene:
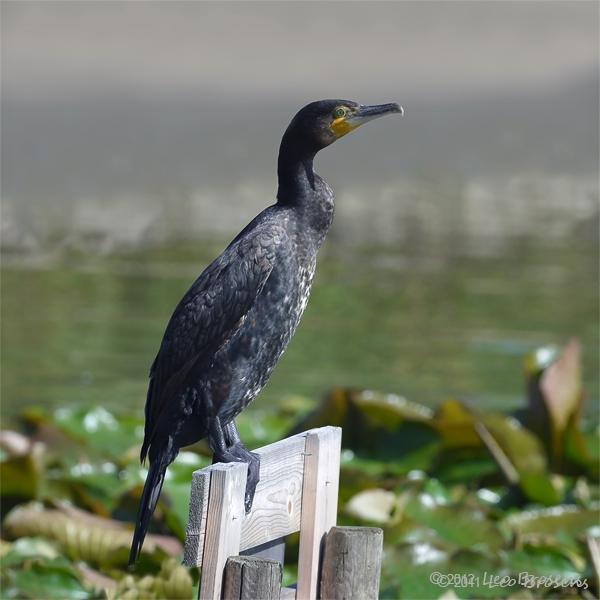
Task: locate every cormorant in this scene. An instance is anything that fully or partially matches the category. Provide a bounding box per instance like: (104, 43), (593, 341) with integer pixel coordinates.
(129, 99), (402, 565)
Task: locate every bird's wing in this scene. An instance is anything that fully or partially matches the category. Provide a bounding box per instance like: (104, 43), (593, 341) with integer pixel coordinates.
(141, 223), (286, 460)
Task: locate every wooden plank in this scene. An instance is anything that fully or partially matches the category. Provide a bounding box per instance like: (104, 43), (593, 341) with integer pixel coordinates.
(240, 432), (307, 551)
(296, 427), (342, 600)
(184, 427), (341, 599)
(183, 469), (210, 566)
(198, 462), (247, 600)
(222, 556), (282, 600)
(185, 430), (309, 565)
(320, 526), (384, 600)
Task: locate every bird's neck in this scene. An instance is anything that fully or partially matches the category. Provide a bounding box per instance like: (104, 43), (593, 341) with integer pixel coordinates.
(276, 137), (317, 206)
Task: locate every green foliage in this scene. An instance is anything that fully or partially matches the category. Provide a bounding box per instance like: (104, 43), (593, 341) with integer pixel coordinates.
(1, 538), (102, 599)
(1, 341), (598, 598)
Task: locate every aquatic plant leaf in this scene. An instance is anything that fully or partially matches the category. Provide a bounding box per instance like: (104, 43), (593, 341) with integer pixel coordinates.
(503, 503), (600, 542)
(1, 551), (100, 600)
(563, 419), (599, 477)
(433, 448), (499, 485)
(235, 408), (294, 449)
(345, 488), (398, 524)
(505, 546), (584, 580)
(381, 544), (512, 599)
(518, 472), (562, 506)
(539, 339), (583, 437)
(526, 339), (587, 469)
(290, 388), (437, 457)
(0, 537), (60, 568)
(0, 430), (32, 455)
(49, 461), (147, 516)
(0, 442), (45, 501)
(432, 399), (481, 448)
(3, 502), (181, 569)
(26, 406), (144, 461)
(478, 414), (560, 504)
(350, 390), (434, 428)
(76, 563), (118, 593)
(479, 414), (547, 475)
(404, 493), (506, 551)
(422, 478), (452, 505)
(107, 558), (193, 600)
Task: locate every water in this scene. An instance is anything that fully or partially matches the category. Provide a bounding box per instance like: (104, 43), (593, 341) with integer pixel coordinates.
(1, 236), (598, 422)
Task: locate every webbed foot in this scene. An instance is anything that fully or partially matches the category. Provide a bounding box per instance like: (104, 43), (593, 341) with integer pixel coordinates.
(210, 419), (261, 514)
(212, 445), (260, 514)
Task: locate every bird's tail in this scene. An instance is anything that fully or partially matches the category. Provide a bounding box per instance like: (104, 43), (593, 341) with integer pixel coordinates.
(128, 453), (169, 566)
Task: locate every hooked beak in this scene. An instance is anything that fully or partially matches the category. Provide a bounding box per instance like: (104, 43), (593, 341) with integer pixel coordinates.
(331, 102), (403, 138)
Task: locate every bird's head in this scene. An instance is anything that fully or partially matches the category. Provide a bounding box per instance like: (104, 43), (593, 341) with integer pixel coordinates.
(282, 99), (403, 155)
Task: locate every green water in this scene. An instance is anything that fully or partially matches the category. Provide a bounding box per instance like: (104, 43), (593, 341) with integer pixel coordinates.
(1, 237), (598, 422)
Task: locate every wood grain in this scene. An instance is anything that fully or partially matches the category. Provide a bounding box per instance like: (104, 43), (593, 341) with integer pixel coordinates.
(185, 430), (311, 564)
(183, 469), (210, 566)
(240, 432), (307, 551)
(319, 526), (383, 600)
(296, 427), (342, 600)
(198, 462), (247, 600)
(183, 426), (342, 599)
(279, 587), (297, 600)
(222, 556), (282, 600)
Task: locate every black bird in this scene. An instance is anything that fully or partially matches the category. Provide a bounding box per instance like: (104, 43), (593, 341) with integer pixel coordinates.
(129, 99), (402, 564)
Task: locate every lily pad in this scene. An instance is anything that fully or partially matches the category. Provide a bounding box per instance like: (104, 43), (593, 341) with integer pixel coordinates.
(404, 492), (506, 551)
(0, 537), (60, 568)
(290, 388), (435, 459)
(3, 502), (181, 569)
(25, 406), (144, 462)
(0, 540), (100, 600)
(345, 488), (398, 524)
(432, 399), (482, 448)
(503, 503), (600, 541)
(0, 442), (45, 502)
(381, 544), (513, 599)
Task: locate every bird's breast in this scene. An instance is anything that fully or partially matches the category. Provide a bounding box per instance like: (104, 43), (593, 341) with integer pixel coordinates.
(218, 251), (316, 414)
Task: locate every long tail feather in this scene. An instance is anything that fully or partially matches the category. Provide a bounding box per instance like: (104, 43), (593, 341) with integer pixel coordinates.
(128, 458), (167, 566)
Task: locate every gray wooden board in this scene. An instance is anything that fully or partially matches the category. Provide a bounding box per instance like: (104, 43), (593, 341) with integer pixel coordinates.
(185, 427), (340, 566)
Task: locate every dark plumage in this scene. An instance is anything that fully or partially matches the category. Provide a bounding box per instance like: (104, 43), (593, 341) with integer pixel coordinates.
(129, 99), (402, 565)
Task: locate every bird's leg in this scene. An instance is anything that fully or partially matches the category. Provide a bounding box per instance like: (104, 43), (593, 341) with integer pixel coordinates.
(208, 417), (260, 514)
(224, 420), (260, 514)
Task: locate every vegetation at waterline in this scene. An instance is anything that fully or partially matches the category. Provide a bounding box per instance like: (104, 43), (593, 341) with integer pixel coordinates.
(1, 340), (598, 599)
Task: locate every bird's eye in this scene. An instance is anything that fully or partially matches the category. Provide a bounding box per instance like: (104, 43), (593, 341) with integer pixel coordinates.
(333, 107), (347, 119)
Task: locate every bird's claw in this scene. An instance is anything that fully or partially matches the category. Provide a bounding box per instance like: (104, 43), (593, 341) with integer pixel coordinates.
(213, 444), (260, 514)
(244, 488), (255, 514)
(243, 451), (260, 514)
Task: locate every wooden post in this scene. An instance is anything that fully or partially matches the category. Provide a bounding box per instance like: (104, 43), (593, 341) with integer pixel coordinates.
(319, 526), (384, 600)
(222, 556), (282, 600)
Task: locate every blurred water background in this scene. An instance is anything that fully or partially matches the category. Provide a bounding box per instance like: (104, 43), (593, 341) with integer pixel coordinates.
(2, 1), (598, 421)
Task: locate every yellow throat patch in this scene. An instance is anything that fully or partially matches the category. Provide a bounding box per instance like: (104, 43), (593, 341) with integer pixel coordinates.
(330, 117), (359, 138)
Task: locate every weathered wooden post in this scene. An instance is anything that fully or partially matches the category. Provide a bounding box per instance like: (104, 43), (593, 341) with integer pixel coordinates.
(222, 556), (282, 600)
(320, 526), (384, 600)
(183, 425), (384, 599)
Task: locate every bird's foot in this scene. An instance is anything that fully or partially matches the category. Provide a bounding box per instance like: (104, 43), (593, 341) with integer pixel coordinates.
(212, 444), (260, 514)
